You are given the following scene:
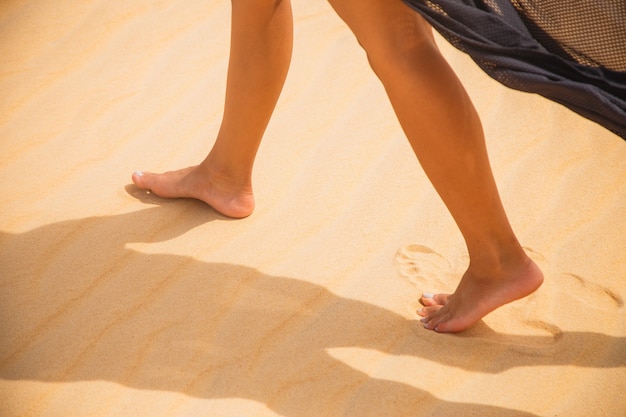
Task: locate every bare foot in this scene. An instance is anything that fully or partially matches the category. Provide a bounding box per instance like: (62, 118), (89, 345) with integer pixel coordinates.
(131, 166), (255, 218)
(417, 258), (544, 333)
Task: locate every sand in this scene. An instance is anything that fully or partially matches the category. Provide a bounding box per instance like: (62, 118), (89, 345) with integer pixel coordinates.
(1, 1), (625, 416)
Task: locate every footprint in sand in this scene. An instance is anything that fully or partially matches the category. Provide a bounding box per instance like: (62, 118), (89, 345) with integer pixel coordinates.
(394, 244), (623, 349)
(393, 244), (453, 293)
(516, 247), (622, 314)
(395, 244), (562, 345)
(555, 272), (624, 310)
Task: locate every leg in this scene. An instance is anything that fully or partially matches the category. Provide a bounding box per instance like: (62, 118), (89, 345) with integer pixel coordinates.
(327, 0), (543, 332)
(133, 0), (293, 218)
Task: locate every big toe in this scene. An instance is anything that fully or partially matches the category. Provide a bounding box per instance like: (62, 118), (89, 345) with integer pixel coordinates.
(132, 171), (152, 190)
(420, 293), (449, 306)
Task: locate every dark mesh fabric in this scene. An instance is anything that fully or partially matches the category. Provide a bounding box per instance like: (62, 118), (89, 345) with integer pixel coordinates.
(403, 0), (626, 139)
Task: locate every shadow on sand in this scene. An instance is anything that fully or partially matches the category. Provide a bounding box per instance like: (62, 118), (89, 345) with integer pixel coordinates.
(1, 193), (623, 416)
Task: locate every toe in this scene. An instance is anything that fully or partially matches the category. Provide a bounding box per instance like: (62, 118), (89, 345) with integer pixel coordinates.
(420, 292), (437, 306)
(420, 297), (438, 307)
(132, 171), (153, 190)
(433, 293), (450, 305)
(420, 293), (449, 306)
(420, 307), (449, 331)
(421, 315), (442, 331)
(417, 305), (441, 317)
(132, 170), (144, 184)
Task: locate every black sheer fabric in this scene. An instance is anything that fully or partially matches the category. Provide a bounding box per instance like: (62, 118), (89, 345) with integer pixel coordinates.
(403, 0), (626, 139)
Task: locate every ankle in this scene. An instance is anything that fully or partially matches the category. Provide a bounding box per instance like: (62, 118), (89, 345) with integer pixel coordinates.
(467, 241), (530, 279)
(199, 153), (253, 191)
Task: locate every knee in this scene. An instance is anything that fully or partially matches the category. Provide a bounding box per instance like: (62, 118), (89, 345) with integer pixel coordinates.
(232, 0), (273, 4)
(231, 0), (292, 30)
(232, 0), (289, 12)
(355, 16), (436, 79)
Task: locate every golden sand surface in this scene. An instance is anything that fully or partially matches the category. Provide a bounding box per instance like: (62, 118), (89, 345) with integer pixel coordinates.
(1, 1), (625, 416)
